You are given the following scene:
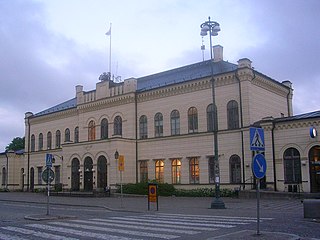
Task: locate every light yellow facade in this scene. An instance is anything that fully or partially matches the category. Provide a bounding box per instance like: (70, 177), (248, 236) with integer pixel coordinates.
(2, 46), (319, 193)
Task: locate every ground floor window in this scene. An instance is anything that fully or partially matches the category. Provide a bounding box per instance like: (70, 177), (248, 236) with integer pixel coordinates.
(208, 157), (215, 183)
(284, 148), (301, 184)
(230, 155), (241, 183)
(37, 167), (43, 185)
(54, 166), (61, 184)
(189, 157), (199, 184)
(140, 161), (148, 182)
(155, 160), (164, 183)
(172, 159), (181, 184)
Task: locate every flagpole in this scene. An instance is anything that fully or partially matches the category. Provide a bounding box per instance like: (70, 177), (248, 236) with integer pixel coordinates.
(106, 23), (112, 78)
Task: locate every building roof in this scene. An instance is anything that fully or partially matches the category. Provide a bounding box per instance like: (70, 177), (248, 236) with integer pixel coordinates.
(136, 59), (237, 91)
(275, 110), (320, 123)
(34, 98), (77, 117)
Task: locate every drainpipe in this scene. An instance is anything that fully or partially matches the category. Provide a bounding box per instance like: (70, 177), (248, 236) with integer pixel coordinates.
(135, 92), (138, 183)
(27, 116), (31, 192)
(271, 121), (277, 191)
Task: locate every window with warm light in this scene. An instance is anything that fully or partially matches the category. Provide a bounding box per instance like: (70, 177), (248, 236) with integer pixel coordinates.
(172, 159), (181, 184)
(155, 160), (164, 183)
(88, 120), (96, 141)
(189, 157), (199, 184)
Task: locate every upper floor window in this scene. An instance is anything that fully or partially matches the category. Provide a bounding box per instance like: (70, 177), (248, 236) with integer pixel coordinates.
(74, 127), (79, 143)
(65, 128), (70, 142)
(101, 118), (108, 139)
(31, 134), (35, 152)
(88, 120), (96, 141)
(171, 110), (180, 135)
(38, 133), (43, 151)
(227, 100), (239, 129)
(139, 115), (148, 139)
(55, 130), (61, 148)
(154, 113), (163, 137)
(230, 155), (241, 183)
(284, 148), (301, 184)
(47, 131), (52, 150)
(207, 104), (217, 132)
(114, 116), (122, 136)
(188, 107), (198, 133)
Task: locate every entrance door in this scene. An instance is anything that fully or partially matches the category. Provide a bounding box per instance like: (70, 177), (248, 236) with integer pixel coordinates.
(71, 158), (80, 191)
(84, 157), (93, 191)
(309, 146), (320, 193)
(97, 156), (107, 190)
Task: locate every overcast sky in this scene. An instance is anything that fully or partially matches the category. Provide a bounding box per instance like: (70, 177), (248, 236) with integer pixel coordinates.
(1, 0), (319, 151)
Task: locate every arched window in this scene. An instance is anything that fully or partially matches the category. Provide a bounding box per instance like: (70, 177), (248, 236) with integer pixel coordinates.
(172, 159), (181, 184)
(284, 148), (301, 184)
(38, 133), (43, 151)
(207, 104), (217, 132)
(71, 158), (80, 191)
(154, 113), (163, 137)
(227, 100), (239, 129)
(88, 120), (96, 141)
(47, 132), (52, 150)
(74, 127), (79, 143)
(139, 115), (148, 139)
(31, 134), (35, 152)
(140, 161), (148, 182)
(65, 128), (70, 142)
(189, 157), (199, 184)
(171, 110), (180, 135)
(2, 167), (6, 186)
(309, 145), (320, 192)
(114, 116), (122, 136)
(230, 155), (241, 183)
(97, 156), (107, 189)
(188, 107), (198, 133)
(101, 118), (108, 139)
(155, 160), (164, 183)
(55, 130), (61, 148)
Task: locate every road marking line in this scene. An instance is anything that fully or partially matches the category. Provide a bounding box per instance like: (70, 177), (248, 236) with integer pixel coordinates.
(0, 232), (27, 240)
(157, 213), (273, 220)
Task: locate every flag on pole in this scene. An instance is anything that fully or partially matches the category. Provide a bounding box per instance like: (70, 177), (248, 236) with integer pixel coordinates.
(105, 25), (111, 36)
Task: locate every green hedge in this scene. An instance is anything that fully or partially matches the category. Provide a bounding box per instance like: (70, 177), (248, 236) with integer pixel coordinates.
(118, 182), (236, 197)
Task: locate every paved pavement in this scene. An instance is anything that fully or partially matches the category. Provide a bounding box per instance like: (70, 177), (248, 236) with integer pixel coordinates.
(0, 192), (316, 240)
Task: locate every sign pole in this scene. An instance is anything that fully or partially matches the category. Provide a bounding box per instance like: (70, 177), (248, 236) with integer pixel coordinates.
(257, 178), (260, 235)
(47, 166), (50, 215)
(120, 170), (123, 208)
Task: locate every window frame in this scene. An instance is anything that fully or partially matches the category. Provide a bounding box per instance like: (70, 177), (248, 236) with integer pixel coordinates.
(189, 157), (200, 184)
(139, 115), (148, 139)
(284, 148), (302, 184)
(227, 100), (239, 130)
(101, 118), (108, 139)
(114, 116), (122, 136)
(172, 159), (181, 184)
(155, 160), (164, 183)
(188, 107), (198, 133)
(171, 110), (180, 136)
(154, 112), (163, 137)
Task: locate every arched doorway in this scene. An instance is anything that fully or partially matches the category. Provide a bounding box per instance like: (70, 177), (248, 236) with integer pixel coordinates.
(309, 145), (320, 193)
(84, 157), (93, 191)
(97, 156), (107, 190)
(30, 167), (34, 192)
(71, 158), (80, 191)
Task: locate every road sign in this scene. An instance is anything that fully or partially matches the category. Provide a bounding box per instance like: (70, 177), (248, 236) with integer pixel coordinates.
(250, 127), (265, 151)
(118, 155), (124, 171)
(42, 168), (55, 183)
(252, 154), (267, 179)
(45, 153), (53, 168)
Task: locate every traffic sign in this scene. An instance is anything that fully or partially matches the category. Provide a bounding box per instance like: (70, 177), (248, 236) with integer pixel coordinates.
(42, 168), (55, 183)
(250, 127), (265, 151)
(46, 153), (53, 168)
(252, 154), (267, 179)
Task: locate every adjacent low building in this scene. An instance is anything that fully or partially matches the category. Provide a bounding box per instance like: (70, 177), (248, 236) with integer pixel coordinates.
(1, 45), (319, 193)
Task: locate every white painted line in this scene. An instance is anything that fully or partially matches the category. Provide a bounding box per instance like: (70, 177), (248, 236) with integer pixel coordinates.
(49, 222), (179, 239)
(157, 213), (273, 220)
(71, 219), (199, 235)
(0, 232), (27, 240)
(27, 224), (139, 240)
(1, 226), (78, 240)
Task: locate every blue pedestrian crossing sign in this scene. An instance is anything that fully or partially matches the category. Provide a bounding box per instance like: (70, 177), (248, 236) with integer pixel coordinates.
(250, 127), (265, 151)
(252, 154), (267, 179)
(45, 153), (53, 168)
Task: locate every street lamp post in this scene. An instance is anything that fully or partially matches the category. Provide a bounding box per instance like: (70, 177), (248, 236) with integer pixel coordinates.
(200, 16), (225, 209)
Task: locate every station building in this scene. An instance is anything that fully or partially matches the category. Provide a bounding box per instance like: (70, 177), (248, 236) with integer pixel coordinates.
(1, 45), (319, 193)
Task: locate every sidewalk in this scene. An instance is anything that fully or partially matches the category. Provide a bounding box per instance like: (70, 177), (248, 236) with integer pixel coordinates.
(0, 192), (308, 240)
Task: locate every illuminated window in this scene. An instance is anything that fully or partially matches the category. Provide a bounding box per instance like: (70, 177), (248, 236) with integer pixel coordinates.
(139, 115), (148, 139)
(155, 160), (164, 183)
(189, 157), (199, 184)
(172, 159), (181, 184)
(140, 161), (148, 182)
(88, 120), (96, 141)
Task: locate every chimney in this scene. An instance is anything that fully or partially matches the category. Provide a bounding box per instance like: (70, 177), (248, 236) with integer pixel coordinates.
(213, 45), (223, 62)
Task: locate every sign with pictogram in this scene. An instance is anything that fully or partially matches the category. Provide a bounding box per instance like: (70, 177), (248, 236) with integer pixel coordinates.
(252, 153), (267, 179)
(148, 183), (158, 211)
(250, 127), (265, 151)
(45, 153), (53, 168)
(118, 155), (124, 171)
(42, 168), (55, 183)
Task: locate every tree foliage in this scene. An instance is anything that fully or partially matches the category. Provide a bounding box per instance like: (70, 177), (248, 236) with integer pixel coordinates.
(6, 137), (25, 151)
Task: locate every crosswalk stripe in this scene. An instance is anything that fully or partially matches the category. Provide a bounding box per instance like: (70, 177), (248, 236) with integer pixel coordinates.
(1, 226), (78, 240)
(49, 222), (179, 239)
(157, 213), (273, 220)
(91, 218), (218, 232)
(71, 219), (200, 235)
(130, 215), (251, 225)
(111, 216), (235, 228)
(27, 224), (139, 240)
(0, 232), (27, 240)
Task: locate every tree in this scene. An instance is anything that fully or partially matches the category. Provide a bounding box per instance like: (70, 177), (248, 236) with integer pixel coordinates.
(6, 137), (25, 151)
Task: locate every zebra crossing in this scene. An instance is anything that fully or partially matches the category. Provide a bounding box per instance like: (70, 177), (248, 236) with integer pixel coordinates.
(0, 213), (273, 240)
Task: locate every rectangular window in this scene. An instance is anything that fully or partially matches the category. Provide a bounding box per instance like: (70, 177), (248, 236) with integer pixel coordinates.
(189, 157), (199, 184)
(155, 160), (164, 183)
(140, 161), (148, 182)
(54, 166), (61, 184)
(37, 167), (43, 185)
(208, 157), (215, 184)
(172, 159), (181, 184)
